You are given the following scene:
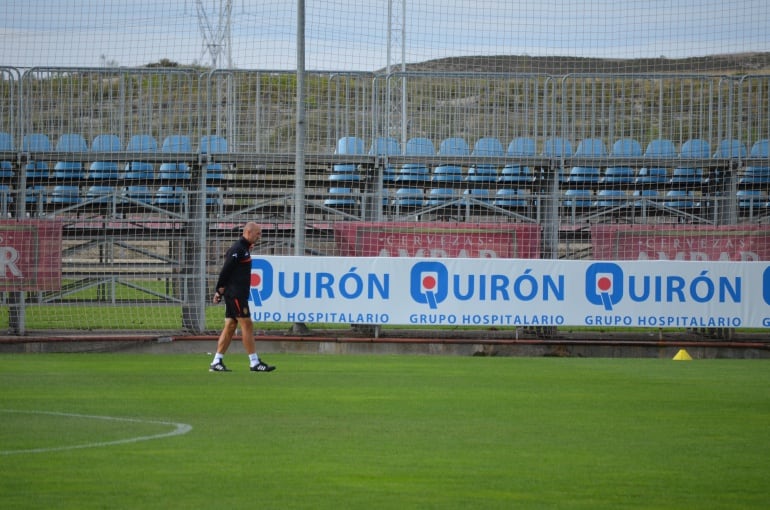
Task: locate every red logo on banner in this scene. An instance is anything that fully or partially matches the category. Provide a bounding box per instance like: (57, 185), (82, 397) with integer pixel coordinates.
(0, 220), (62, 291)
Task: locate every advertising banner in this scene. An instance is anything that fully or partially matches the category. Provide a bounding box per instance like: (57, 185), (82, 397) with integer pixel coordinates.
(249, 256), (770, 329)
(591, 225), (770, 261)
(0, 220), (62, 291)
(333, 222), (541, 258)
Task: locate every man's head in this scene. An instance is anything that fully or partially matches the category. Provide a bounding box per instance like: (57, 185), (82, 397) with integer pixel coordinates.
(243, 222), (261, 245)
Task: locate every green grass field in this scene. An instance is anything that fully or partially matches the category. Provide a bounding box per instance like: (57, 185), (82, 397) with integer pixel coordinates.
(1, 354), (768, 509)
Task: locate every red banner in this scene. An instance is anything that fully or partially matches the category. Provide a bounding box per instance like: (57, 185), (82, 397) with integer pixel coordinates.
(0, 220), (62, 291)
(591, 225), (770, 261)
(333, 222), (541, 258)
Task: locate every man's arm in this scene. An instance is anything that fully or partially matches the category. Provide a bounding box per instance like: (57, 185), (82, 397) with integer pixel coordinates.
(214, 251), (238, 296)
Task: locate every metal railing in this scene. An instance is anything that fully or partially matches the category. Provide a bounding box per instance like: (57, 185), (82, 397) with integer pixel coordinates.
(0, 66), (768, 334)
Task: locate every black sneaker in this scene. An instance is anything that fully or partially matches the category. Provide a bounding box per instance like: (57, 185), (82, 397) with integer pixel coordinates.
(250, 361), (276, 372)
(209, 361), (231, 372)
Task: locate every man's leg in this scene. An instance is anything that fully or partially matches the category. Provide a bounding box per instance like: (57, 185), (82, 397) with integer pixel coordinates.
(210, 319), (237, 371)
(237, 316), (256, 355)
(217, 318), (238, 354)
(239, 317), (275, 372)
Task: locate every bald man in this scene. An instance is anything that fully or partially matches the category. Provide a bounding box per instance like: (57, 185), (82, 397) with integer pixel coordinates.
(210, 222), (275, 372)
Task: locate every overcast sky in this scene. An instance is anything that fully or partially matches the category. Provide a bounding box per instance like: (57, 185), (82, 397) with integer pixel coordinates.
(2, 1), (768, 70)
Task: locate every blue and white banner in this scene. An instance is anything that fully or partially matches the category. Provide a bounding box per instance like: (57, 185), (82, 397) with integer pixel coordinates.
(249, 256), (770, 328)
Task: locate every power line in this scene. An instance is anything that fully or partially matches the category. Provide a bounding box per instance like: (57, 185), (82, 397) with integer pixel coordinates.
(195, 0), (233, 69)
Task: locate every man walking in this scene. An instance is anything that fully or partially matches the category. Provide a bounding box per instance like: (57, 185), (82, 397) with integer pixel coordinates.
(210, 222), (276, 372)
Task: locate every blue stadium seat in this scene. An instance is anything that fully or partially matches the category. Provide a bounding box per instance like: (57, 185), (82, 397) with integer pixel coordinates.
(0, 132), (14, 178)
(461, 188), (491, 207)
(706, 139), (747, 188)
(25, 186), (47, 205)
(644, 138), (677, 157)
(635, 167), (668, 185)
(601, 138), (642, 186)
(472, 137), (504, 156)
(369, 137), (401, 184)
(493, 188), (529, 209)
(336, 135), (366, 156)
(432, 165), (463, 183)
(425, 188), (456, 207)
(465, 166), (498, 182)
(85, 185), (116, 204)
(574, 138), (607, 158)
(567, 166), (601, 186)
(323, 187), (358, 214)
(499, 137), (536, 185)
(122, 185), (153, 205)
(543, 137), (573, 183)
(670, 167), (704, 186)
(594, 189), (628, 208)
(200, 135), (229, 181)
(633, 189), (659, 209)
(601, 166), (635, 185)
(50, 185), (81, 204)
(330, 136), (365, 183)
(0, 132), (12, 150)
(543, 137), (573, 157)
(392, 188), (424, 211)
(713, 139), (747, 159)
(22, 133), (52, 178)
(562, 189), (593, 209)
(53, 134), (88, 178)
(123, 134), (157, 179)
(498, 165), (536, 185)
(158, 135), (192, 179)
(397, 137), (434, 185)
(369, 137), (401, 157)
(680, 138), (710, 158)
(506, 136), (536, 157)
(611, 138), (643, 157)
(739, 139), (770, 187)
(89, 134), (121, 179)
(636, 138), (676, 186)
(735, 190), (768, 217)
(466, 137), (503, 182)
(154, 185), (187, 206)
(89, 163), (120, 180)
(433, 137), (468, 184)
(567, 138), (607, 187)
(670, 138), (709, 187)
(664, 190), (698, 210)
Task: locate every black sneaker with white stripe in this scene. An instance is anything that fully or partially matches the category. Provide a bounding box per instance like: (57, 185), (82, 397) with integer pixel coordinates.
(250, 361), (276, 372)
(209, 361), (231, 372)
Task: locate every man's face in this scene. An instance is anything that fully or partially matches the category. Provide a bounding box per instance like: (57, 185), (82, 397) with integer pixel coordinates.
(245, 227), (261, 245)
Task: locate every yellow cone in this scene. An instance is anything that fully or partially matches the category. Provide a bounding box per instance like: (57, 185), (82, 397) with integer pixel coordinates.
(673, 349), (692, 361)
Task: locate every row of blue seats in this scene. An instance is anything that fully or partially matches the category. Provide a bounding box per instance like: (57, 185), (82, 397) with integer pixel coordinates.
(330, 136), (770, 186)
(559, 189), (770, 210)
(323, 187), (770, 213)
(4, 184), (762, 215)
(0, 133), (228, 179)
(0, 185), (224, 207)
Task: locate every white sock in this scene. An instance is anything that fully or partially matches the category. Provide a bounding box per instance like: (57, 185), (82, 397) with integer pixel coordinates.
(249, 353), (260, 367)
(212, 353), (224, 364)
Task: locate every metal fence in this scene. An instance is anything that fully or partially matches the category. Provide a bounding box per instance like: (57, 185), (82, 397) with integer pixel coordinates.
(0, 66), (769, 334)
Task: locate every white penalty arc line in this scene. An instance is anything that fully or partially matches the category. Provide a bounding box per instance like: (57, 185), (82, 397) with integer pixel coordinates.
(0, 410), (193, 455)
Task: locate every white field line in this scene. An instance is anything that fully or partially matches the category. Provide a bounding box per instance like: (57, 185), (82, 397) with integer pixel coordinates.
(0, 409), (192, 455)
